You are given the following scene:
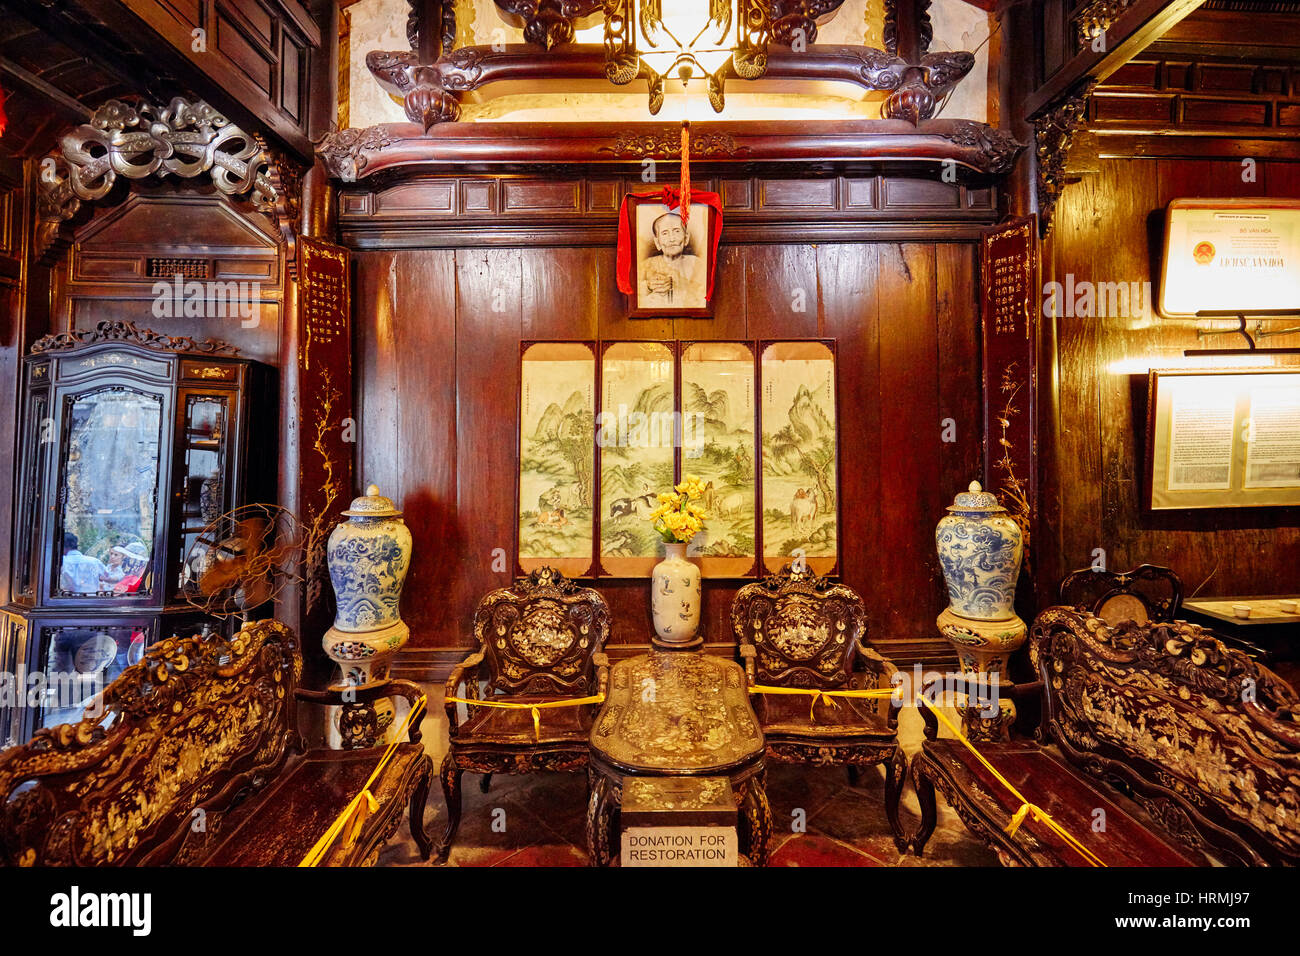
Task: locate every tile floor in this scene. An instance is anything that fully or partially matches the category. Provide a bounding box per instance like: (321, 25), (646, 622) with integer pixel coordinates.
(377, 686), (999, 867)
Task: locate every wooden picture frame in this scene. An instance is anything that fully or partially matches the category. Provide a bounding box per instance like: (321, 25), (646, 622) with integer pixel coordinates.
(624, 197), (716, 318)
(680, 341), (760, 578)
(597, 340), (678, 577)
(759, 340), (840, 576)
(1146, 367), (1300, 510)
(516, 341), (597, 577)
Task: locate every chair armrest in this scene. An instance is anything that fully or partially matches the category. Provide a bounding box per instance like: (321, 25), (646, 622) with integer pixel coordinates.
(296, 678), (429, 744)
(592, 652), (610, 699)
(915, 673), (1044, 741)
(856, 640), (901, 729)
(443, 649), (485, 736)
(738, 642), (757, 685)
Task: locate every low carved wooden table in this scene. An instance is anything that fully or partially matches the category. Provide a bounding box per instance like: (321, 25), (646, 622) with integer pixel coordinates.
(587, 650), (771, 866)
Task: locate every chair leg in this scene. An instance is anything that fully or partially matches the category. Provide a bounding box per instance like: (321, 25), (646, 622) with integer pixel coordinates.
(909, 755), (938, 857)
(479, 772), (493, 794)
(436, 753), (462, 865)
(410, 756), (435, 861)
(884, 747), (910, 853)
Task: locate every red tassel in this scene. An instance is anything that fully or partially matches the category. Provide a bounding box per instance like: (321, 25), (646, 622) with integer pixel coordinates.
(679, 120), (690, 227)
(0, 86), (8, 138)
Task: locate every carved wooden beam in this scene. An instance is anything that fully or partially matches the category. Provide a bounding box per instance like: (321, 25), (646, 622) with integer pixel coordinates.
(1033, 81), (1096, 238)
(35, 96), (288, 262)
(317, 117), (1022, 181)
(365, 43), (973, 129)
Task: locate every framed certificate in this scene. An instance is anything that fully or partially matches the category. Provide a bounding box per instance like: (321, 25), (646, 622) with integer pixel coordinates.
(1146, 368), (1300, 510)
(1159, 199), (1300, 318)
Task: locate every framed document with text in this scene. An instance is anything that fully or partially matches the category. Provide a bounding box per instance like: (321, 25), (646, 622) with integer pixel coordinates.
(1159, 199), (1300, 318)
(1147, 368), (1300, 510)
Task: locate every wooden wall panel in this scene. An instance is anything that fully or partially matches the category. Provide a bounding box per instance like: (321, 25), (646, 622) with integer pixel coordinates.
(1040, 158), (1300, 607)
(354, 229), (985, 658)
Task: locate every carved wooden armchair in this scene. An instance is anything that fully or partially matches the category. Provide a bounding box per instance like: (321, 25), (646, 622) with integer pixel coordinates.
(731, 564), (908, 851)
(1058, 563), (1182, 626)
(439, 567), (610, 864)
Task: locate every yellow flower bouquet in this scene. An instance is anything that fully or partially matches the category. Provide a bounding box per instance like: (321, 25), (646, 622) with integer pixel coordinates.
(649, 475), (710, 544)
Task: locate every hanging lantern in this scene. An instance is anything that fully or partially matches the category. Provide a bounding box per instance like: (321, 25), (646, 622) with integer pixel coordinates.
(603, 0), (772, 114)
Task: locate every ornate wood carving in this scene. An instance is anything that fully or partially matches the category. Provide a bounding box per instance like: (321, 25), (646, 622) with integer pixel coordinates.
(359, 41), (978, 130)
(316, 126), (396, 183)
(36, 98), (280, 260)
(438, 568), (611, 862)
(495, 0), (605, 49)
(1075, 0), (1138, 50)
(731, 565), (909, 850)
(0, 621), (300, 867)
(1033, 81), (1095, 238)
(30, 319), (240, 356)
(599, 129), (748, 158)
(1030, 608), (1300, 865)
(1058, 564), (1183, 624)
(474, 566), (610, 696)
(769, 0), (848, 45)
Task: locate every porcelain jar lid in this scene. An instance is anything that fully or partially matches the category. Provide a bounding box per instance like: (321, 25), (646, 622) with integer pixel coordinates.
(946, 481), (1005, 514)
(341, 484), (402, 518)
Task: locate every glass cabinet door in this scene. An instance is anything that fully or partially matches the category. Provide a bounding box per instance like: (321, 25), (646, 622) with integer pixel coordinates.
(53, 386), (164, 601)
(36, 623), (147, 729)
(176, 393), (231, 600)
(13, 389), (50, 600)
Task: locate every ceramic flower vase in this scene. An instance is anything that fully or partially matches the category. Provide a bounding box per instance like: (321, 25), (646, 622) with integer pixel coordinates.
(935, 481), (1027, 741)
(651, 542), (702, 650)
(322, 485), (412, 746)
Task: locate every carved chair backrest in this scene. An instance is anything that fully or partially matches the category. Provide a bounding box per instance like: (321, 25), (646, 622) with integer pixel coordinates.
(473, 568), (610, 697)
(0, 619), (301, 866)
(1031, 607), (1300, 865)
(730, 565), (866, 689)
(1058, 564), (1182, 627)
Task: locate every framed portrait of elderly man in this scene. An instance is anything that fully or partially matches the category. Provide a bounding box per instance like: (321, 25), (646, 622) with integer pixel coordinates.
(625, 197), (716, 318)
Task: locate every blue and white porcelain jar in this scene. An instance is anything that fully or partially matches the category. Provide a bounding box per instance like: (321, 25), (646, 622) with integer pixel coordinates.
(935, 481), (1023, 621)
(323, 485), (412, 683)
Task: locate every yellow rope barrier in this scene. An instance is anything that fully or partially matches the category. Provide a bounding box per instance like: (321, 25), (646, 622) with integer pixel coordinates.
(444, 694), (606, 741)
(299, 694), (428, 867)
(747, 681), (1103, 866)
(748, 683), (900, 720)
(915, 694), (1107, 867)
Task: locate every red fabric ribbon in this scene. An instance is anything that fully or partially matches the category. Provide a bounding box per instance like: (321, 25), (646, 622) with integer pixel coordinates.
(616, 187), (724, 299)
(0, 86), (8, 138)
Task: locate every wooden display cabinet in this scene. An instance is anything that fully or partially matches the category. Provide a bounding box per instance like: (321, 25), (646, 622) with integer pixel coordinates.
(2, 323), (275, 746)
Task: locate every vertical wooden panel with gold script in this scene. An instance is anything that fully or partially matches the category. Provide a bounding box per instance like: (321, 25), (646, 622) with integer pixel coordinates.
(297, 236), (354, 629)
(980, 216), (1038, 574)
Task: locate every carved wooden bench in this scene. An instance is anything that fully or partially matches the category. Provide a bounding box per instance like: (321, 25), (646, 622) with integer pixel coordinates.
(0, 619), (434, 867)
(910, 608), (1300, 866)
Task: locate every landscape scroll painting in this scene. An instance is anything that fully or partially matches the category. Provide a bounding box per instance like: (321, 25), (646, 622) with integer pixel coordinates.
(681, 342), (757, 577)
(599, 342), (676, 576)
(518, 342), (596, 576)
(760, 341), (839, 575)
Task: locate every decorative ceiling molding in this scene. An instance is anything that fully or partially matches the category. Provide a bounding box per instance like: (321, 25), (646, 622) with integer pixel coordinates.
(1033, 81), (1096, 238)
(316, 117), (1023, 182)
(364, 43), (973, 130)
(36, 97), (285, 262)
